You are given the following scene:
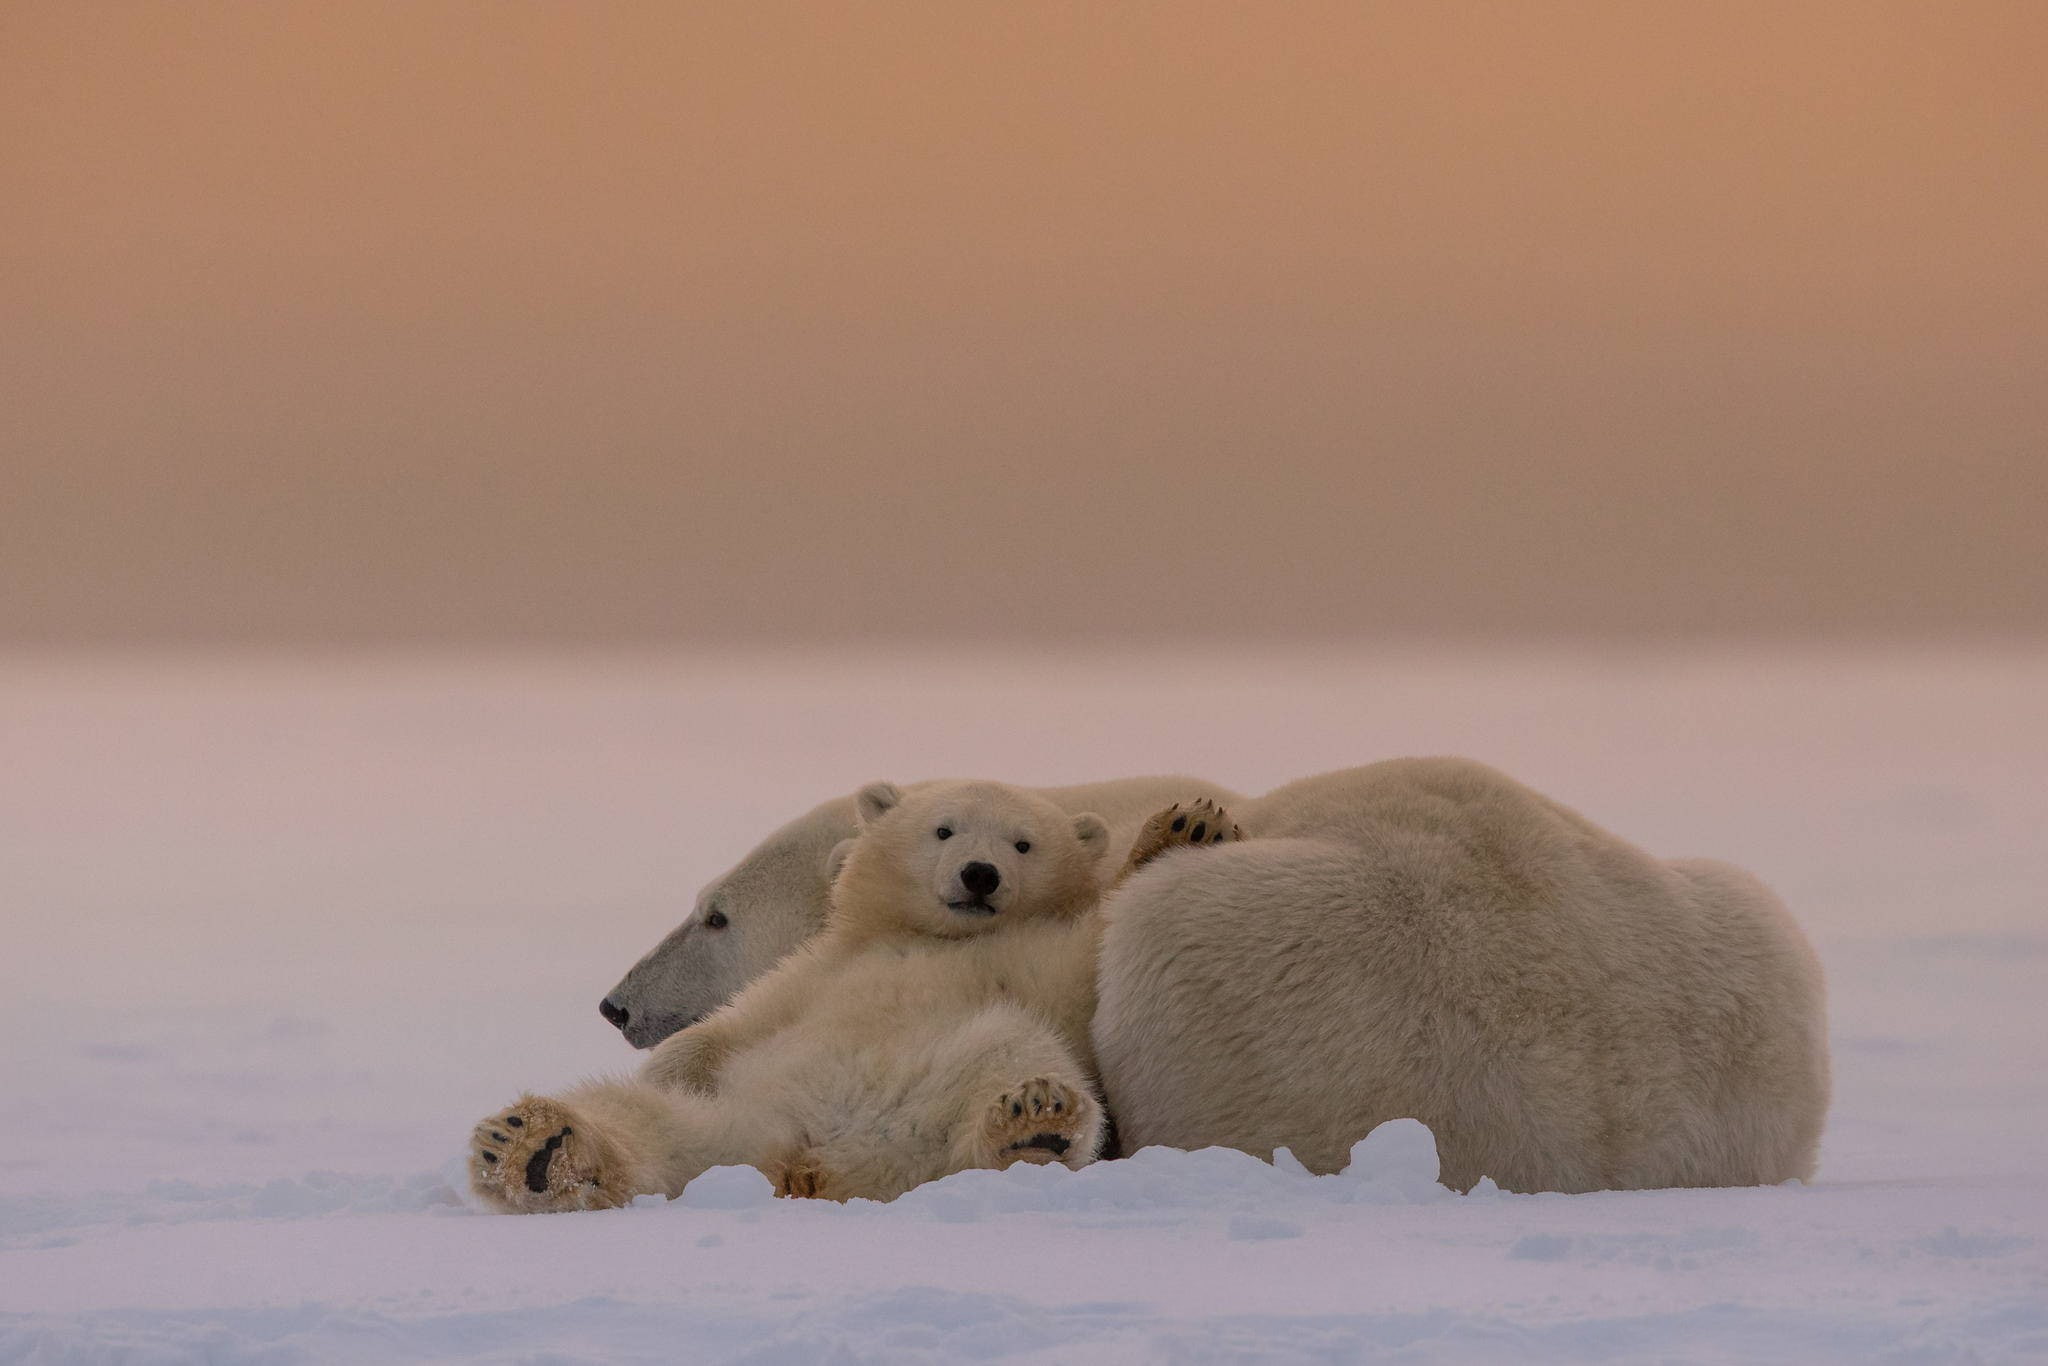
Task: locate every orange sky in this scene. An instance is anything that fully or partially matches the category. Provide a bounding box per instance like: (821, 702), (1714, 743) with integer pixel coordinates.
(3, 1), (2044, 643)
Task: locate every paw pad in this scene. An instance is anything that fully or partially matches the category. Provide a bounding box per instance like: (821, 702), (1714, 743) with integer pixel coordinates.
(470, 1098), (615, 1213)
(1125, 797), (1244, 874)
(984, 1077), (1095, 1169)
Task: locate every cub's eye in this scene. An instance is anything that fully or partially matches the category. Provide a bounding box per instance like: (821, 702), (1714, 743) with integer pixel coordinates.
(1014, 840), (1032, 854)
(935, 827), (953, 840)
(705, 910), (729, 929)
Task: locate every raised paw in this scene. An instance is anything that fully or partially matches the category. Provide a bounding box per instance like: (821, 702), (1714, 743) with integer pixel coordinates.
(980, 1077), (1099, 1170)
(1119, 797), (1244, 881)
(469, 1096), (626, 1214)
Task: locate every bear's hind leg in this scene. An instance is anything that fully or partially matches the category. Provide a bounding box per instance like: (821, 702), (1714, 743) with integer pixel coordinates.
(778, 1003), (1105, 1199)
(933, 1004), (1104, 1174)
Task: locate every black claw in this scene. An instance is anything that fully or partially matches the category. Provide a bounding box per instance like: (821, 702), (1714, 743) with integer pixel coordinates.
(504, 1115), (524, 1128)
(479, 1150), (497, 1164)
(490, 1131), (508, 1142)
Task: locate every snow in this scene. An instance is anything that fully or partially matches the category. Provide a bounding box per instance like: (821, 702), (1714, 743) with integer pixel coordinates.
(2, 647), (2044, 1363)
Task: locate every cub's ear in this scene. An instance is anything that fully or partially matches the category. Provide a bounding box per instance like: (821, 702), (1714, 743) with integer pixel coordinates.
(855, 781), (903, 827)
(1072, 812), (1110, 859)
(823, 838), (857, 882)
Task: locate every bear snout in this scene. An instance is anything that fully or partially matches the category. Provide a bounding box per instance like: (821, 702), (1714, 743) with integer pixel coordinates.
(946, 860), (1003, 913)
(955, 861), (1002, 904)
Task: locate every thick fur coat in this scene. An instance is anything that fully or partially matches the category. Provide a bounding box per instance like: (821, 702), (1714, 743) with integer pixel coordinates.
(470, 781), (1119, 1211)
(1093, 759), (1830, 1191)
(600, 775), (1244, 1045)
(483, 759), (1829, 1207)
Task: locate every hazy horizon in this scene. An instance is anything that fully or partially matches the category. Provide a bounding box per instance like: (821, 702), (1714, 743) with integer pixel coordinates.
(5, 2), (2044, 646)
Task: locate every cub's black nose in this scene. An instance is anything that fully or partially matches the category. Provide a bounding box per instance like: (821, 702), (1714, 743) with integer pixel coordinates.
(598, 997), (630, 1030)
(958, 861), (1001, 897)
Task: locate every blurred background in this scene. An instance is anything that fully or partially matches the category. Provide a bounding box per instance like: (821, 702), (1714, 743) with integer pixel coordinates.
(5, 0), (2043, 646)
(1, 3), (2043, 1199)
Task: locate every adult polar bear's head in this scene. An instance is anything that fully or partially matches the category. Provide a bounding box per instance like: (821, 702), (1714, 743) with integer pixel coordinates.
(600, 773), (1232, 1049)
(831, 780), (1110, 940)
(597, 794), (857, 1046)
(593, 780), (1110, 1044)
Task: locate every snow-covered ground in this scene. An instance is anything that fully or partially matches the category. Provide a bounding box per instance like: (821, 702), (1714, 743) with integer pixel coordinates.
(2, 647), (2043, 1363)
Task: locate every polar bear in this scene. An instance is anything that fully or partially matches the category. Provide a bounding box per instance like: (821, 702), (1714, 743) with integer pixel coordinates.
(469, 780), (1235, 1211)
(598, 775), (1245, 1047)
(602, 759), (1831, 1194)
(1093, 758), (1830, 1191)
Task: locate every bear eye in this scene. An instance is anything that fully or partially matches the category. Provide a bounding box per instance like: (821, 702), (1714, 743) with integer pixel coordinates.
(705, 909), (729, 929)
(1014, 840), (1031, 854)
(935, 826), (953, 840)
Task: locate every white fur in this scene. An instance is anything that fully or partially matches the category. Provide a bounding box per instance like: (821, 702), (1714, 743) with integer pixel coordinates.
(1093, 758), (1830, 1191)
(600, 775), (1243, 1045)
(530, 760), (1830, 1202)
(473, 782), (1119, 1210)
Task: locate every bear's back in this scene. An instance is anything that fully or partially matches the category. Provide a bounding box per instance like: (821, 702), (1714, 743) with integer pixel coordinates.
(1096, 757), (1829, 1190)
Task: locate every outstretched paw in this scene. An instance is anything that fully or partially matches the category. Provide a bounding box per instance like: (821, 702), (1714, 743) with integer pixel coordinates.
(1120, 797), (1244, 880)
(980, 1077), (1099, 1170)
(470, 1096), (626, 1214)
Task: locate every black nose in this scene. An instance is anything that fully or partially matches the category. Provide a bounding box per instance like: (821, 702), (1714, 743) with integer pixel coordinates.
(599, 997), (630, 1030)
(958, 861), (1001, 897)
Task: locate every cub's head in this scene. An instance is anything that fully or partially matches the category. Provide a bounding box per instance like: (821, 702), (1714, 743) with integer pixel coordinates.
(831, 780), (1110, 939)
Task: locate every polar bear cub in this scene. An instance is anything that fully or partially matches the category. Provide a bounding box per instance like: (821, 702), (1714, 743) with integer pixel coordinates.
(470, 780), (1225, 1212)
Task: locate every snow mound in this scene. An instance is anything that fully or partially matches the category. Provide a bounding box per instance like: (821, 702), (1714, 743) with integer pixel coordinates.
(655, 1118), (1453, 1229)
(1339, 1117), (1448, 1202)
(677, 1164), (775, 1211)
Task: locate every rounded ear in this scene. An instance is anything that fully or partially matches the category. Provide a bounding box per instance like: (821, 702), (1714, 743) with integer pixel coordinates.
(823, 837), (857, 882)
(855, 781), (903, 827)
(1071, 812), (1110, 860)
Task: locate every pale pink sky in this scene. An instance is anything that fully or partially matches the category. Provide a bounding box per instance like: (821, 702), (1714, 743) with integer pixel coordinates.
(4, 1), (2043, 643)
